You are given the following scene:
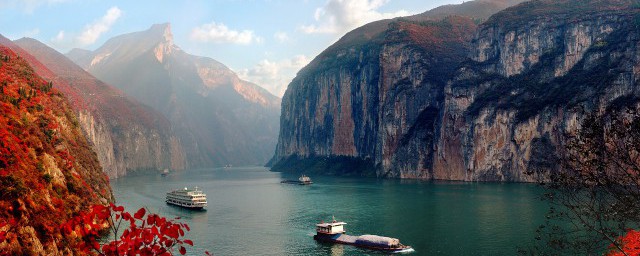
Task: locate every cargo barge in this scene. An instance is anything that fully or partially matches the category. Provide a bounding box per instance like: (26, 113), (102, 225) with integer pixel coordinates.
(313, 217), (414, 253)
(281, 174), (313, 185)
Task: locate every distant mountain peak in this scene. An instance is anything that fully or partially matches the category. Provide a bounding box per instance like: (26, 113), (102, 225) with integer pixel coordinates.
(149, 22), (173, 45)
(72, 23), (179, 67)
(65, 25), (281, 168)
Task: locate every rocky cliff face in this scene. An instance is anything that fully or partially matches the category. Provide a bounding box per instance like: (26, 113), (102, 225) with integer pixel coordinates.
(272, 9), (481, 176)
(0, 45), (112, 254)
(67, 23), (280, 168)
(8, 37), (186, 178)
(272, 0), (640, 181)
(436, 0), (640, 181)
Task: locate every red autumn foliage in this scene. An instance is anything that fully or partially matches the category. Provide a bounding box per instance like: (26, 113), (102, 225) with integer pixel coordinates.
(0, 45), (112, 254)
(0, 221), (7, 242)
(608, 229), (640, 256)
(2, 37), (172, 134)
(63, 204), (204, 256)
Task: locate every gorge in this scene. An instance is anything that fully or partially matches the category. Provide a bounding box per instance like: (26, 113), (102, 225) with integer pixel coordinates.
(270, 0), (640, 181)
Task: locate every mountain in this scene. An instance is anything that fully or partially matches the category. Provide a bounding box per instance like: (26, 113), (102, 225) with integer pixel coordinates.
(422, 0), (527, 20)
(0, 45), (112, 254)
(270, 0), (640, 181)
(3, 37), (186, 179)
(66, 23), (281, 168)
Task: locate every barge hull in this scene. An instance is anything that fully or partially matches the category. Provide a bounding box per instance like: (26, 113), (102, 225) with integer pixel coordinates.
(314, 234), (413, 253)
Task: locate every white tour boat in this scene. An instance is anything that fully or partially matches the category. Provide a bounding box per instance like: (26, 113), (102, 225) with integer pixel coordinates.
(166, 187), (207, 209)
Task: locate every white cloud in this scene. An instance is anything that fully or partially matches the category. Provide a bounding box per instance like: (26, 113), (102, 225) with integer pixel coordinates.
(52, 30), (65, 42)
(274, 32), (290, 43)
(238, 55), (311, 97)
(190, 21), (262, 45)
(75, 6), (121, 46)
(300, 0), (411, 34)
(48, 7), (120, 51)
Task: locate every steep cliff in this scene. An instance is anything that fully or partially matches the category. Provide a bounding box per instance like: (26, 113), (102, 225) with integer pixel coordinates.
(272, 0), (640, 181)
(67, 23), (281, 168)
(5, 37), (186, 178)
(0, 45), (112, 254)
(436, 0), (640, 181)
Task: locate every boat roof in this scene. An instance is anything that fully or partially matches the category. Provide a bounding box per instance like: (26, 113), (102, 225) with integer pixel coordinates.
(168, 187), (204, 193)
(316, 221), (347, 227)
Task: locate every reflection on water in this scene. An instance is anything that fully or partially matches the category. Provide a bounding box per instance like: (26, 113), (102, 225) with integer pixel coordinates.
(331, 244), (344, 256)
(111, 167), (549, 255)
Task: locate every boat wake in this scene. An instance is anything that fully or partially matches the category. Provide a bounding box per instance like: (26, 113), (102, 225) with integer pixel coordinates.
(393, 247), (415, 254)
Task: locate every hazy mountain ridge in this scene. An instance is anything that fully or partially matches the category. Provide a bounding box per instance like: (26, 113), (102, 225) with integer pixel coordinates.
(67, 23), (281, 167)
(3, 37), (187, 178)
(271, 0), (640, 181)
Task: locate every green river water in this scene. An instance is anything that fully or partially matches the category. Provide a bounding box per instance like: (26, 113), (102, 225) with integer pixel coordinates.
(110, 167), (549, 255)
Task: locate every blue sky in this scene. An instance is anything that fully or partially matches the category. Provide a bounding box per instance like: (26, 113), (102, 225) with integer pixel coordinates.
(0, 0), (466, 97)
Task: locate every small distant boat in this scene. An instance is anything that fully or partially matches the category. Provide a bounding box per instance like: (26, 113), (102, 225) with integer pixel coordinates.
(166, 187), (207, 210)
(161, 169), (170, 176)
(313, 217), (414, 253)
(298, 174), (313, 185)
(224, 164), (232, 168)
(281, 174), (313, 185)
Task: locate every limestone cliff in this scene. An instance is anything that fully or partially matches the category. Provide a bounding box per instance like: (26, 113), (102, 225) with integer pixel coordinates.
(272, 0), (640, 181)
(9, 37), (186, 178)
(436, 0), (640, 181)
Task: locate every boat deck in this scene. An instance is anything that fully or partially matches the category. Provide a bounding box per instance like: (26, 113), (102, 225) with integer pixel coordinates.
(333, 234), (357, 244)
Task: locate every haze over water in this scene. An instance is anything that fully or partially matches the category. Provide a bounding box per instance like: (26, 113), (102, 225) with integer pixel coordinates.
(111, 167), (548, 255)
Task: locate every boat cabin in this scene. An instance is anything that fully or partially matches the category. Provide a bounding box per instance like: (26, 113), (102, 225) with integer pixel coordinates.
(316, 220), (347, 235)
(298, 174), (313, 184)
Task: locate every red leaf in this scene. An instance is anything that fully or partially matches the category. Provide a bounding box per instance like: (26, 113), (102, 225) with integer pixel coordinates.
(147, 214), (156, 226)
(167, 228), (179, 239)
(184, 239), (193, 246)
(122, 212), (132, 221)
(179, 246), (186, 255)
(134, 208), (146, 219)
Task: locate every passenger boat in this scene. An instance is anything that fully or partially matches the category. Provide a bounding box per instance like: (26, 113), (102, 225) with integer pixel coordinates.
(313, 217), (414, 253)
(161, 169), (170, 176)
(165, 187), (207, 209)
(281, 174), (313, 185)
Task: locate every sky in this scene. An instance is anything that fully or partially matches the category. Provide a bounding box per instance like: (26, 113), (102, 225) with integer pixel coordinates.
(0, 0), (466, 97)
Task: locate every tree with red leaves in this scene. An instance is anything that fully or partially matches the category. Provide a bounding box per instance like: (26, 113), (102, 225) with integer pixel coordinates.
(63, 204), (211, 256)
(528, 109), (640, 255)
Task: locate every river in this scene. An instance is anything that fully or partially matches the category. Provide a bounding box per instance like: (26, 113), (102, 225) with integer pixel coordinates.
(110, 167), (549, 255)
